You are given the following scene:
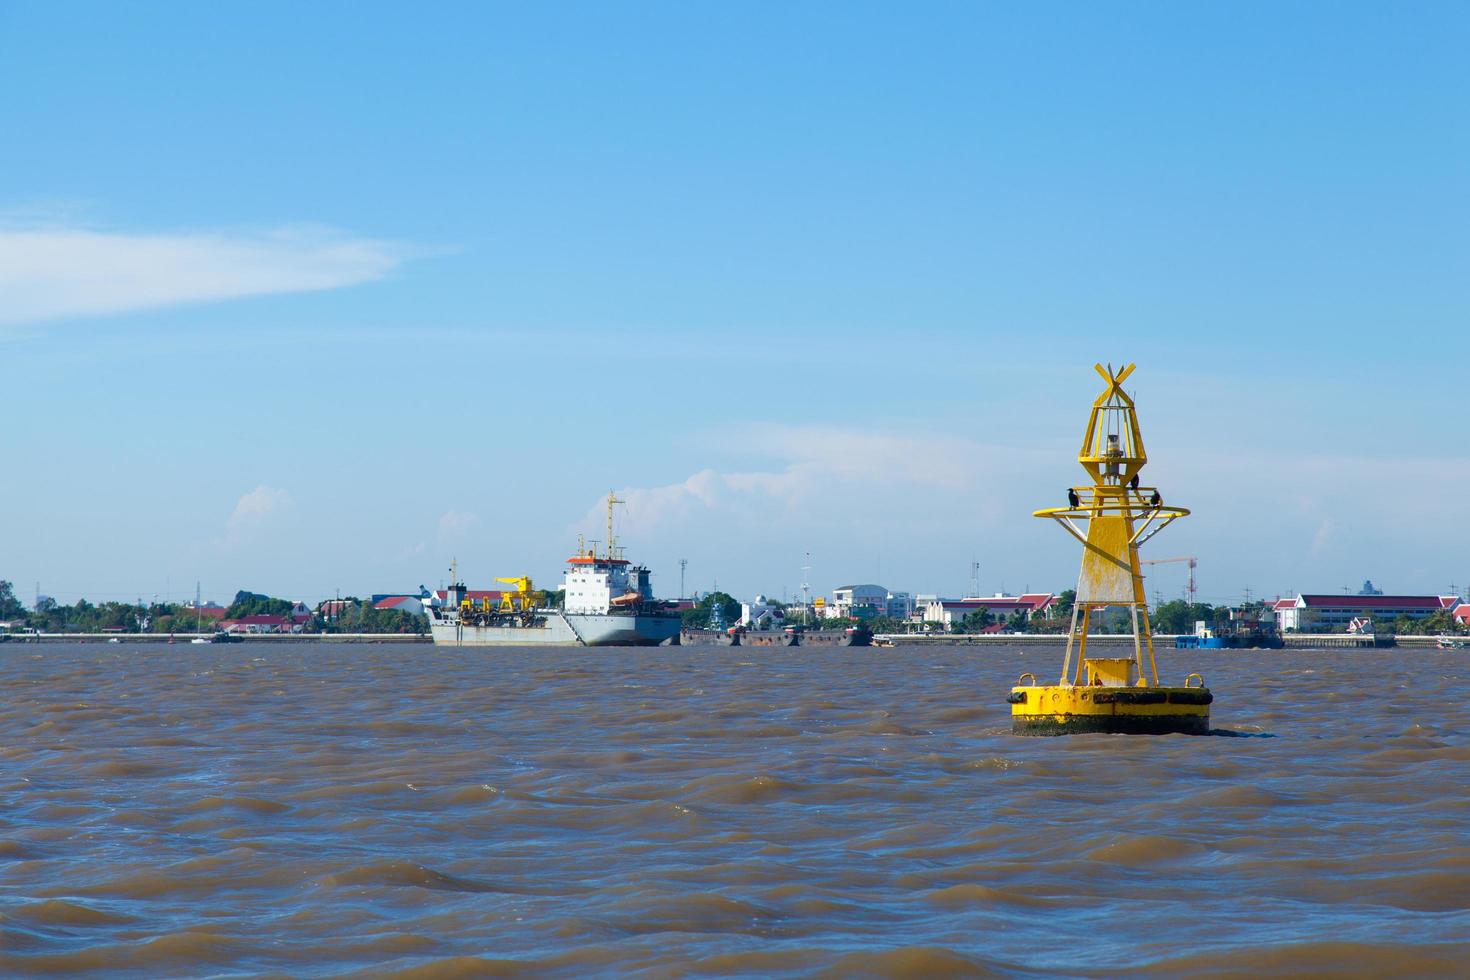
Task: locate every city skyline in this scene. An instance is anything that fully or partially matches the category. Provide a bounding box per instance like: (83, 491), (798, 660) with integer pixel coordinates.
(4, 3), (1466, 605)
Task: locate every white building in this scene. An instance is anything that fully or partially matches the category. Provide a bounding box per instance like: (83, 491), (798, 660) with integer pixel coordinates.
(921, 593), (1056, 628)
(827, 584), (890, 619)
(1273, 594), (1457, 632)
(740, 595), (783, 629)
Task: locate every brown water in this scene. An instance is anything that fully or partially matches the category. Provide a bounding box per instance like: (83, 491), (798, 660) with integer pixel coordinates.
(1, 643), (1467, 977)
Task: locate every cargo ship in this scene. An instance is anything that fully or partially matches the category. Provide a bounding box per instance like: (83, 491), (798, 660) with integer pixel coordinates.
(426, 493), (681, 647)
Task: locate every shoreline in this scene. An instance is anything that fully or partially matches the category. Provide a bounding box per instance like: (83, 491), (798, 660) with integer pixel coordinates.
(2, 633), (431, 644)
(2, 632), (1442, 648)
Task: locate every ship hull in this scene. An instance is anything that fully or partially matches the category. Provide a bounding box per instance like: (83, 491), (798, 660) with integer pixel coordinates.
(742, 630), (797, 647)
(680, 628), (739, 646)
(431, 612), (680, 647)
(798, 629), (873, 647)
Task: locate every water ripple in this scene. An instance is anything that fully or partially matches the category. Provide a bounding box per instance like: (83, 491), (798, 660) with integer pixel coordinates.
(0, 643), (1467, 975)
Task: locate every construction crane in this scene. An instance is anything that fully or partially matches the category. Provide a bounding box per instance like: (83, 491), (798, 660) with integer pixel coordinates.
(1141, 556), (1197, 605)
(494, 577), (542, 613)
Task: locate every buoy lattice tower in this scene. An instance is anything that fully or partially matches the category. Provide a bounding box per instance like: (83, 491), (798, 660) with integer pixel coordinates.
(1009, 363), (1212, 735)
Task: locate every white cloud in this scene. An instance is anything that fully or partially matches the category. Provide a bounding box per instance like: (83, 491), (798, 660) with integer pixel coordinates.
(437, 509), (480, 541)
(556, 426), (1070, 599)
(395, 542), (428, 561)
(220, 486), (295, 550)
(566, 426), (1470, 602)
(1309, 518), (1335, 557)
(228, 485), (294, 529)
(0, 223), (404, 327)
(571, 426), (1048, 541)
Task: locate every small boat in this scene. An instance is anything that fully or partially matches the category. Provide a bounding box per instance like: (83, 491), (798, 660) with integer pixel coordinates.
(190, 637), (210, 645)
(1436, 636), (1467, 650)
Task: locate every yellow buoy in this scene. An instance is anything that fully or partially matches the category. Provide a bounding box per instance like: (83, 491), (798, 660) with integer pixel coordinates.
(1010, 363), (1212, 736)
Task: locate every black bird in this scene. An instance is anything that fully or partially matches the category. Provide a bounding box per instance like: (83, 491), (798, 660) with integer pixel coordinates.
(1149, 490), (1162, 507)
(1067, 488), (1080, 508)
(1129, 474), (1140, 490)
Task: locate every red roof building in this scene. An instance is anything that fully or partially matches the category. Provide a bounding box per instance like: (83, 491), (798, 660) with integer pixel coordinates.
(373, 595), (424, 616)
(1275, 594), (1459, 632)
(922, 593), (1055, 627)
(220, 613), (311, 635)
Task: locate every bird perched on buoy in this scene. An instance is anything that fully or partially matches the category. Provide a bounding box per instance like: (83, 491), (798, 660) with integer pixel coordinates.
(1067, 488), (1080, 508)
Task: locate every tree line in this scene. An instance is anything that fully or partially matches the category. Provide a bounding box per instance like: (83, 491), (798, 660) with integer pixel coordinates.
(0, 582), (425, 635)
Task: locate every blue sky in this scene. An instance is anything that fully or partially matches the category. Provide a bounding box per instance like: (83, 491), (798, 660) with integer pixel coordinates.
(2, 1), (1466, 607)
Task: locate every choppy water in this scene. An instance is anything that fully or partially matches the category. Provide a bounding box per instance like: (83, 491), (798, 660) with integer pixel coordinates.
(1, 643), (1468, 977)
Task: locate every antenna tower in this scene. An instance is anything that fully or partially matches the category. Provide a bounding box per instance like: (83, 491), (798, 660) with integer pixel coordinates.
(801, 552), (812, 625)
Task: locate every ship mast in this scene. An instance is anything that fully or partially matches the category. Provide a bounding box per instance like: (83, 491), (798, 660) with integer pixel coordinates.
(606, 490), (624, 561)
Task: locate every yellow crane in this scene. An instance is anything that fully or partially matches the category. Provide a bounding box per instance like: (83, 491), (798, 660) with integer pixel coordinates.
(494, 577), (542, 613)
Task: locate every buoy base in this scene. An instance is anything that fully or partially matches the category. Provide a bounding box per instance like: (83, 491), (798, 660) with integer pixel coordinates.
(1008, 684), (1211, 736)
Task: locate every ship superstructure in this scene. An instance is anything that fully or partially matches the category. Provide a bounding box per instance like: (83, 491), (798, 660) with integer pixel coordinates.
(427, 492), (681, 647)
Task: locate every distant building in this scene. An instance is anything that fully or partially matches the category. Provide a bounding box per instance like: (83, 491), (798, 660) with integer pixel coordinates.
(740, 595), (783, 628)
(922, 593), (1055, 627)
(885, 591), (915, 619)
(373, 595), (425, 616)
(1449, 604), (1470, 627)
(1274, 594), (1458, 632)
(219, 613), (310, 635)
(827, 584), (890, 619)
